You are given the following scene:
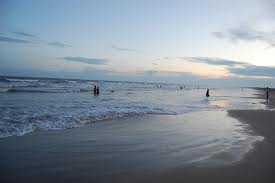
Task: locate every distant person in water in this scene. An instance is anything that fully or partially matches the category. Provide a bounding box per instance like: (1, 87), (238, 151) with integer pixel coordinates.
(266, 87), (269, 102)
(96, 86), (100, 95)
(93, 85), (97, 96)
(206, 88), (210, 97)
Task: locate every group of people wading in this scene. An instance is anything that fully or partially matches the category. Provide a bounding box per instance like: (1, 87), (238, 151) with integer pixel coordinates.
(93, 85), (100, 96)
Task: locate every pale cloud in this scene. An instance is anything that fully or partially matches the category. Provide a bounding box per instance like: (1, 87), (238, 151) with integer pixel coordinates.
(181, 57), (275, 79)
(111, 45), (139, 52)
(48, 41), (71, 48)
(1, 30), (71, 48)
(12, 31), (36, 38)
(213, 25), (275, 47)
(0, 36), (31, 44)
(154, 57), (230, 79)
(61, 57), (108, 65)
(182, 57), (248, 67)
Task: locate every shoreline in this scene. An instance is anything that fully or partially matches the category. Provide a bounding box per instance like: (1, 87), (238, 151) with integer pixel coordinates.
(0, 109), (274, 183)
(129, 108), (275, 183)
(1, 88), (275, 182)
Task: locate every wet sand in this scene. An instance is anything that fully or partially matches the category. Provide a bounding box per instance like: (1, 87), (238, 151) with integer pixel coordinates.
(129, 113), (275, 182)
(0, 111), (273, 183)
(0, 111), (253, 183)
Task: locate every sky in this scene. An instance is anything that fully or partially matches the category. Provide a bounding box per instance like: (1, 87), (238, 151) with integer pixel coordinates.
(1, 0), (275, 86)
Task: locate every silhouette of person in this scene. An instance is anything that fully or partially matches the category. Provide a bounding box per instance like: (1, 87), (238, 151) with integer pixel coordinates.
(266, 87), (269, 102)
(206, 88), (210, 97)
(96, 86), (100, 95)
(93, 85), (97, 96)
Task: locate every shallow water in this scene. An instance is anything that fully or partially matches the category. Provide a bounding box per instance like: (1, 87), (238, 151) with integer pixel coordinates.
(0, 77), (266, 138)
(0, 111), (263, 176)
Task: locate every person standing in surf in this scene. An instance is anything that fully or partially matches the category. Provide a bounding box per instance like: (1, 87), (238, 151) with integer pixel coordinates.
(96, 86), (100, 95)
(266, 87), (269, 102)
(93, 85), (97, 96)
(206, 88), (210, 97)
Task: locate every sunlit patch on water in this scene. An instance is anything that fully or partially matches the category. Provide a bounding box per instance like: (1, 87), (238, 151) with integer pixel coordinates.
(209, 100), (232, 108)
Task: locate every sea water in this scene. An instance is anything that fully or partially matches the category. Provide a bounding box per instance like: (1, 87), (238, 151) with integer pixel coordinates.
(0, 76), (266, 171)
(0, 76), (265, 138)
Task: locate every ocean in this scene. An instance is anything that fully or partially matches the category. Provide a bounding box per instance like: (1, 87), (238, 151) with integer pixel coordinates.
(0, 76), (269, 175)
(0, 76), (265, 138)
